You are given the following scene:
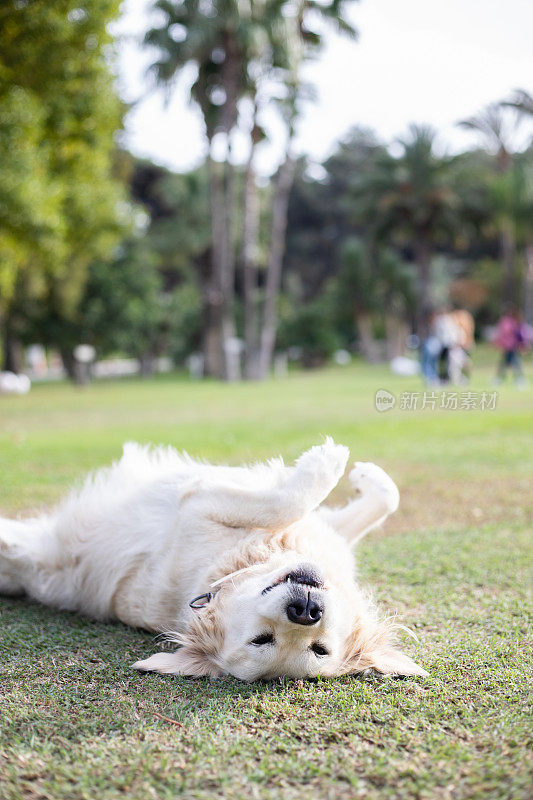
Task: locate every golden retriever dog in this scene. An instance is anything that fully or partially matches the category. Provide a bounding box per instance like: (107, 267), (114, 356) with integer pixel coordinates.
(0, 439), (427, 680)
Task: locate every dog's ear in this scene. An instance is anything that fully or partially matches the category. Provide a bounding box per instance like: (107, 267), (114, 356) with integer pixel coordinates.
(133, 602), (227, 677)
(340, 619), (429, 677)
(132, 647), (222, 677)
(364, 646), (428, 677)
(339, 644), (428, 677)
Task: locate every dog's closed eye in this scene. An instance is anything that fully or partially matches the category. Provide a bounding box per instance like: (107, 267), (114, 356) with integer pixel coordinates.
(310, 643), (329, 656)
(250, 633), (275, 646)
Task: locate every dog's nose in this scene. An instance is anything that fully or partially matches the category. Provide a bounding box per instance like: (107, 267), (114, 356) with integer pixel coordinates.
(286, 590), (324, 626)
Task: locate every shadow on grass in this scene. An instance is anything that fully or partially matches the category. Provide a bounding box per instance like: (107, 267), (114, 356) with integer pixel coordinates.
(1, 594), (387, 749)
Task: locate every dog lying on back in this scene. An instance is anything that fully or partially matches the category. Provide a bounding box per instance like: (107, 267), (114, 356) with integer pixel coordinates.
(0, 439), (427, 680)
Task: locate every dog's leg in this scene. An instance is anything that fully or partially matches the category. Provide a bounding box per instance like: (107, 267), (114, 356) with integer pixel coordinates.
(192, 438), (350, 530)
(0, 516), (49, 596)
(0, 517), (33, 595)
(319, 462), (399, 544)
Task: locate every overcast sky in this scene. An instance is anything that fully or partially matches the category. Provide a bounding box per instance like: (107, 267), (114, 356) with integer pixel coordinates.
(114, 0), (533, 175)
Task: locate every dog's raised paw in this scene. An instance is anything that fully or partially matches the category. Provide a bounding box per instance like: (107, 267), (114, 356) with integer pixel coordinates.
(296, 438), (350, 483)
(349, 462), (400, 513)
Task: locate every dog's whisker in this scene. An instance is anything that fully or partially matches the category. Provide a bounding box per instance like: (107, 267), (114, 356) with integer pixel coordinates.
(210, 563), (263, 588)
(391, 623), (420, 642)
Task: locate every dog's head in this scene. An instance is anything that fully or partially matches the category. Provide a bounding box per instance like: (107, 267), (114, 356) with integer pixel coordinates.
(133, 558), (427, 681)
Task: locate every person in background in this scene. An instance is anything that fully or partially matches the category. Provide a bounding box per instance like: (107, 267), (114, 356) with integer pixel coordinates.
(420, 309), (442, 385)
(493, 307), (532, 388)
(421, 308), (475, 385)
(448, 309), (475, 385)
(433, 308), (459, 383)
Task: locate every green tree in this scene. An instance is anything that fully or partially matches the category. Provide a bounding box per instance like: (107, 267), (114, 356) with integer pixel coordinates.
(0, 89), (64, 307)
(22, 236), (202, 376)
(284, 132), (387, 302)
(82, 243), (201, 372)
(20, 153), (209, 375)
(353, 125), (462, 334)
(126, 156), (211, 286)
(335, 238), (415, 361)
(0, 0), (126, 372)
(458, 103), (529, 304)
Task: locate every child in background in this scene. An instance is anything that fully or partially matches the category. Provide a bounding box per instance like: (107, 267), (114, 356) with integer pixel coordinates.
(493, 307), (532, 387)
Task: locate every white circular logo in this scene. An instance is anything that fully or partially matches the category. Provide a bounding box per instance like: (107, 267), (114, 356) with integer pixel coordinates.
(375, 389), (396, 412)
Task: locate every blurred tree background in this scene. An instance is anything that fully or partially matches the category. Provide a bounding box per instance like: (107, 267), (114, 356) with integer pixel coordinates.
(0, 1), (532, 382)
(0, 0), (127, 376)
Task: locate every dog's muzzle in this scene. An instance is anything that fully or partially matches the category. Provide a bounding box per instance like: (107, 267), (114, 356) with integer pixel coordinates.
(261, 562), (326, 625)
(286, 587), (324, 626)
(283, 564), (325, 626)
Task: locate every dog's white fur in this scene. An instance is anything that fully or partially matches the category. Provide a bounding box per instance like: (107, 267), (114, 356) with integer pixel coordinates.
(0, 439), (427, 680)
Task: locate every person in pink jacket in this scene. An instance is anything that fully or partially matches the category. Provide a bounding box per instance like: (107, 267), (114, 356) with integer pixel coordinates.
(493, 307), (532, 387)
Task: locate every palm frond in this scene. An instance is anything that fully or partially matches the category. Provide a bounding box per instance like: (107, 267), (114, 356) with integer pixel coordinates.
(502, 88), (533, 117)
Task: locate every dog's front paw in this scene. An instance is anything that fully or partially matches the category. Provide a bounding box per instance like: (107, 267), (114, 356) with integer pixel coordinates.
(296, 438), (350, 485)
(349, 462), (400, 513)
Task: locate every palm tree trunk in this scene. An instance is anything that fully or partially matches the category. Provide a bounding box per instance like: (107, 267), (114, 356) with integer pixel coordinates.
(220, 136), (240, 381)
(204, 152), (225, 378)
(139, 352), (157, 377)
(414, 238), (433, 337)
(356, 312), (380, 362)
(214, 29), (242, 382)
(2, 316), (24, 373)
(501, 219), (517, 305)
(257, 154), (295, 379)
(384, 313), (407, 360)
(243, 108), (261, 379)
(205, 138), (240, 381)
(60, 346), (77, 381)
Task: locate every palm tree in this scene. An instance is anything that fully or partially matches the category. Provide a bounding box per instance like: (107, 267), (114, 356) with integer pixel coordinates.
(502, 89), (533, 119)
(458, 103), (527, 303)
(488, 155), (533, 320)
(146, 0), (358, 379)
(336, 237), (381, 361)
(145, 0), (253, 379)
(459, 104), (518, 173)
(353, 125), (461, 335)
(254, 0), (359, 379)
(501, 90), (533, 314)
(239, 4), (294, 379)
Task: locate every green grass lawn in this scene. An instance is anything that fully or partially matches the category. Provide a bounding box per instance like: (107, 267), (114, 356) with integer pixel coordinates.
(1, 355), (532, 799)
